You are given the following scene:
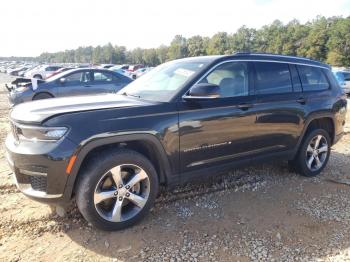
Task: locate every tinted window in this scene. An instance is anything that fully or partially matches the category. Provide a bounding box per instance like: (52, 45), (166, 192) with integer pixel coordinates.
(343, 72), (350, 81)
(64, 71), (91, 84)
(200, 62), (249, 97)
(254, 62), (292, 95)
(297, 65), (329, 91)
(93, 72), (113, 82)
(45, 66), (61, 71)
(289, 64), (302, 92)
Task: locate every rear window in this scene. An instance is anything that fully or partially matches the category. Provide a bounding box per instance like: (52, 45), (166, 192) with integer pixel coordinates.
(254, 62), (292, 95)
(45, 66), (61, 72)
(297, 65), (329, 91)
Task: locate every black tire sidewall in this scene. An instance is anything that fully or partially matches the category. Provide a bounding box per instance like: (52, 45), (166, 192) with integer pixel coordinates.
(76, 149), (159, 231)
(33, 93), (53, 100)
(296, 129), (331, 177)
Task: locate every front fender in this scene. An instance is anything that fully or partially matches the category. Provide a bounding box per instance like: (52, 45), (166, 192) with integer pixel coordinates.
(63, 132), (173, 200)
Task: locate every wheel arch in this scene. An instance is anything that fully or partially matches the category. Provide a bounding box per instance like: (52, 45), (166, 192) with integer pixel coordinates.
(64, 133), (172, 199)
(32, 91), (54, 100)
(294, 112), (336, 157)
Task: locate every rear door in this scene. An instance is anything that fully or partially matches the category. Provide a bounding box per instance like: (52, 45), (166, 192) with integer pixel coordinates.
(251, 61), (304, 154)
(90, 71), (126, 94)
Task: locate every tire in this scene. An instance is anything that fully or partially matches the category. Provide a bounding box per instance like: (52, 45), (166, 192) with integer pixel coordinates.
(293, 129), (331, 177)
(33, 74), (42, 79)
(32, 93), (53, 100)
(76, 149), (159, 231)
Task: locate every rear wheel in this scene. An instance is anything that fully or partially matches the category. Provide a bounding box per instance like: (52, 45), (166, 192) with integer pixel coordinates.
(293, 129), (331, 177)
(76, 149), (159, 231)
(33, 74), (42, 79)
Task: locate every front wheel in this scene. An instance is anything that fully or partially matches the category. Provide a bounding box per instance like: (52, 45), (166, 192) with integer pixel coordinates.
(76, 149), (159, 230)
(33, 93), (53, 100)
(293, 129), (331, 177)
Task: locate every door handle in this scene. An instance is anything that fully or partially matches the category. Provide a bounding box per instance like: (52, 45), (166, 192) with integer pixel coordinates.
(84, 85), (91, 87)
(296, 97), (306, 104)
(237, 103), (253, 110)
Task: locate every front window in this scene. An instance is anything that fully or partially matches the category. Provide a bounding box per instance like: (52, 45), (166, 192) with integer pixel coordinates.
(199, 62), (249, 97)
(118, 60), (208, 102)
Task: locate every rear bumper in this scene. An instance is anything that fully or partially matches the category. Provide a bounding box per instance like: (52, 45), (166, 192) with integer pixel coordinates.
(5, 133), (77, 204)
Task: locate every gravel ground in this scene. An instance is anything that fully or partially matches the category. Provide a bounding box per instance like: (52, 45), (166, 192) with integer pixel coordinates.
(0, 73), (349, 261)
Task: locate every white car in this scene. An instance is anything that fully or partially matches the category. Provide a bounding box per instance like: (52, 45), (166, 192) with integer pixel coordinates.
(333, 70), (350, 94)
(24, 65), (62, 79)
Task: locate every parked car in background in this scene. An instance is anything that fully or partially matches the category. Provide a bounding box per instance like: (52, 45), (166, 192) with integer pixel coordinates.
(99, 64), (115, 69)
(46, 67), (74, 79)
(109, 66), (133, 79)
(128, 64), (143, 72)
(5, 53), (347, 230)
(333, 70), (350, 94)
(8, 66), (29, 76)
(131, 67), (154, 79)
(24, 65), (62, 79)
(8, 68), (132, 106)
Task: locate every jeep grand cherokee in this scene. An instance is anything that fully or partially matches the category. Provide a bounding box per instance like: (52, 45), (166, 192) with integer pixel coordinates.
(6, 53), (347, 230)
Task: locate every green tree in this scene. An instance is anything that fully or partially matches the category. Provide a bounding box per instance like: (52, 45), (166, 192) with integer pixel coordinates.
(187, 35), (207, 57)
(143, 48), (159, 66)
(230, 26), (256, 53)
(326, 17), (350, 66)
(156, 45), (168, 63)
(167, 35), (188, 60)
(207, 32), (231, 55)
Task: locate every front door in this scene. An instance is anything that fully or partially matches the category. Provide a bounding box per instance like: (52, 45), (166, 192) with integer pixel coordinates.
(179, 61), (257, 174)
(58, 70), (94, 97)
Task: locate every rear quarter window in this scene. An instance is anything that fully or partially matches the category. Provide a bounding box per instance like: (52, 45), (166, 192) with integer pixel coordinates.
(297, 65), (329, 91)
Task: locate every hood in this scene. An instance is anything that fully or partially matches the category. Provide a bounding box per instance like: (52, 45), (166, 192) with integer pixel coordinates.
(11, 94), (155, 124)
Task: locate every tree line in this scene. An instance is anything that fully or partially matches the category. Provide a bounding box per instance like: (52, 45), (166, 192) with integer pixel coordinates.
(2, 16), (350, 66)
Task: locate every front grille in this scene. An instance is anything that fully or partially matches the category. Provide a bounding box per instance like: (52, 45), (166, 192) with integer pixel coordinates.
(29, 176), (47, 192)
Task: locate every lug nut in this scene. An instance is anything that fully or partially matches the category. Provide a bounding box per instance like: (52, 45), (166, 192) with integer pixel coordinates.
(125, 185), (130, 189)
(114, 191), (118, 196)
(118, 184), (123, 188)
(126, 193), (130, 197)
(119, 197), (123, 201)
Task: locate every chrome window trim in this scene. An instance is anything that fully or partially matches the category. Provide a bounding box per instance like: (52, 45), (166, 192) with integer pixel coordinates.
(182, 59), (329, 98)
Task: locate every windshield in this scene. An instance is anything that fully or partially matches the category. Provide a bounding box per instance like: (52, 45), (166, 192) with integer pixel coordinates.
(118, 60), (208, 102)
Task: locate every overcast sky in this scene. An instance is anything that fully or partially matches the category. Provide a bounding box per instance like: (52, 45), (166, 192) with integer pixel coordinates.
(1, 0), (349, 57)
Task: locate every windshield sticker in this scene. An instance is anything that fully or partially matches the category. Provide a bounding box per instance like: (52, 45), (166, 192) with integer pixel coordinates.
(174, 68), (195, 77)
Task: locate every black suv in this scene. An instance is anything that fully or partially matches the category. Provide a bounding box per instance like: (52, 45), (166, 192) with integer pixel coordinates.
(6, 53), (347, 230)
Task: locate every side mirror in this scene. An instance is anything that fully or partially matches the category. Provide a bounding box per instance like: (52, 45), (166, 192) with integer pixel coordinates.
(59, 78), (66, 84)
(183, 83), (220, 100)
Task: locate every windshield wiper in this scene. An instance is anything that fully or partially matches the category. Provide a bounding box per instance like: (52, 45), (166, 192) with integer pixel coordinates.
(121, 92), (141, 98)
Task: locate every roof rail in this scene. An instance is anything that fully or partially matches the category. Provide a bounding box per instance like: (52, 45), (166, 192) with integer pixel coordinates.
(232, 52), (321, 63)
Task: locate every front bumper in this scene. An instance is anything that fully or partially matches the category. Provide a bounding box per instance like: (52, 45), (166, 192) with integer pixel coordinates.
(5, 133), (77, 204)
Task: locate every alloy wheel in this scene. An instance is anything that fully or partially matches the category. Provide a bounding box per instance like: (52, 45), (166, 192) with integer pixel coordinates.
(94, 164), (150, 222)
(305, 134), (329, 172)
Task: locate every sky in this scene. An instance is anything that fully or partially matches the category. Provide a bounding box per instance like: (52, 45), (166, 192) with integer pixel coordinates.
(0, 0), (349, 57)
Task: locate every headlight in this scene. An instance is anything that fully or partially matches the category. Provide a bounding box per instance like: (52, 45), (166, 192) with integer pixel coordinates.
(14, 86), (29, 93)
(14, 124), (68, 142)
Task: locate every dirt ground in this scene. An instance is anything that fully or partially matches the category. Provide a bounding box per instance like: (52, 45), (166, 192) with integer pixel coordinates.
(0, 73), (349, 262)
